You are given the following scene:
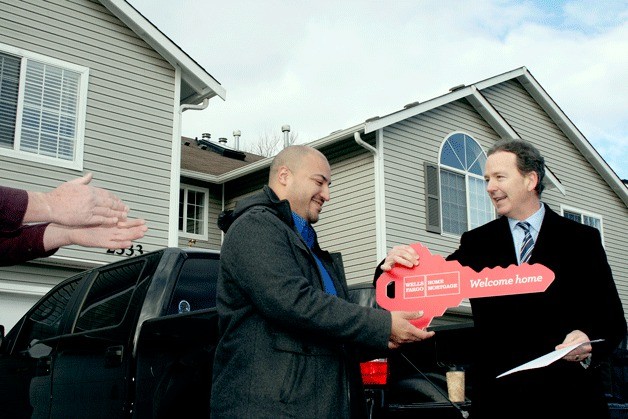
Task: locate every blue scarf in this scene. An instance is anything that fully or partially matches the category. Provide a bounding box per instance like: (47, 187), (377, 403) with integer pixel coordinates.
(292, 213), (337, 295)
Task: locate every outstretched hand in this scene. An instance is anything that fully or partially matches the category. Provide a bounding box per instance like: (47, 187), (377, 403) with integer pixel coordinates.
(26, 173), (129, 226)
(44, 218), (147, 251)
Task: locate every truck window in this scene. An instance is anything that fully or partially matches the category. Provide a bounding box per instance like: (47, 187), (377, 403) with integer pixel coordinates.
(74, 259), (149, 332)
(11, 276), (82, 354)
(167, 256), (219, 314)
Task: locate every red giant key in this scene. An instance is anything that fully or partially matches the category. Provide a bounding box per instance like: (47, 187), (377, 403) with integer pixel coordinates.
(376, 243), (555, 328)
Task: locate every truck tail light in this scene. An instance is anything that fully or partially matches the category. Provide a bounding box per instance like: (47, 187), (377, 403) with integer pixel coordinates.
(360, 358), (388, 386)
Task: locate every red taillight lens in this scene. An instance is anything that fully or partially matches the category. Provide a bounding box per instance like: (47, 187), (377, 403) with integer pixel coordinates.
(360, 358), (388, 386)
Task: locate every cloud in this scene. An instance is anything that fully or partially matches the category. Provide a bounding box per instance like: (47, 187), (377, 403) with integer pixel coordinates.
(130, 0), (628, 179)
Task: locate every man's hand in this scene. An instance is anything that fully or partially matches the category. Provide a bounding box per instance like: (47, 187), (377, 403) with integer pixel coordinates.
(557, 330), (591, 362)
(26, 173), (129, 226)
(388, 311), (435, 349)
(44, 219), (147, 251)
(381, 245), (419, 272)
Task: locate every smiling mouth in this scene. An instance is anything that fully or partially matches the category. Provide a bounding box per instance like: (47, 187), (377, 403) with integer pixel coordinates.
(312, 199), (324, 210)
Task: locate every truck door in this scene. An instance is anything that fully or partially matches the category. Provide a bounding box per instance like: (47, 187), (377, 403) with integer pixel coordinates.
(0, 276), (83, 419)
(49, 254), (160, 419)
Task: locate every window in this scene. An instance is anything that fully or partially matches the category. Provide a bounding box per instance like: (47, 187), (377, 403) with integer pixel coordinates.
(12, 277), (82, 354)
(0, 44), (89, 170)
(179, 184), (209, 240)
(73, 254), (160, 333)
(425, 133), (494, 235)
(167, 254), (220, 314)
(562, 205), (604, 239)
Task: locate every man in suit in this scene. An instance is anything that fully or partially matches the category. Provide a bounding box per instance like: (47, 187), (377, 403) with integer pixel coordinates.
(376, 139), (626, 418)
(211, 145), (434, 418)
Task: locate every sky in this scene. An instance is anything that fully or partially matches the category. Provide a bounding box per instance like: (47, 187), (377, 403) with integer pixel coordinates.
(127, 0), (628, 180)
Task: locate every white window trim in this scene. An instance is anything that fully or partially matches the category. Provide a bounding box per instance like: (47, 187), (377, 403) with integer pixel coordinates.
(0, 42), (89, 171)
(179, 184), (209, 241)
(438, 131), (495, 237)
(560, 204), (605, 245)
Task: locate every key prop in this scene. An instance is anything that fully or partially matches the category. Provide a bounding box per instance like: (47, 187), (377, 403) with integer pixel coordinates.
(376, 243), (555, 328)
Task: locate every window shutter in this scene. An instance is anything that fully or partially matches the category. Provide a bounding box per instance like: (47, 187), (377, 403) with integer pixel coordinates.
(424, 162), (441, 233)
(0, 52), (20, 147)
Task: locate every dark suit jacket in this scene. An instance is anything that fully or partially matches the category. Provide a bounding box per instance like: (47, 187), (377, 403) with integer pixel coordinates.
(447, 204), (626, 418)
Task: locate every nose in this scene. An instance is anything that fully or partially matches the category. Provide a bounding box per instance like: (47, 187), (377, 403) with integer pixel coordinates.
(321, 184), (331, 202)
(485, 178), (495, 193)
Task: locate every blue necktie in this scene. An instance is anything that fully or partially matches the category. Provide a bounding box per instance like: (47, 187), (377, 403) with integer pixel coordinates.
(518, 221), (534, 264)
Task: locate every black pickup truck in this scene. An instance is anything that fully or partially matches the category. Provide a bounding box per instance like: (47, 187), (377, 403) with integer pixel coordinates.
(0, 247), (220, 418)
(1, 248), (625, 418)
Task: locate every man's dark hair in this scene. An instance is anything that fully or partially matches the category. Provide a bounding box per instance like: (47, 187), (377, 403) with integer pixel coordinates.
(487, 139), (545, 196)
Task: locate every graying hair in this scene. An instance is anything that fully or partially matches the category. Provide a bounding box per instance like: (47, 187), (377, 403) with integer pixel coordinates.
(487, 139), (545, 196)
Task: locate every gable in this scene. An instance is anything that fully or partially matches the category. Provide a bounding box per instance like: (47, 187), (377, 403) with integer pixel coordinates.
(0, 0), (182, 263)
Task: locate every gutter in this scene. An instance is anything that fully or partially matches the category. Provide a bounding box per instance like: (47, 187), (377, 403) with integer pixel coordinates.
(354, 131), (387, 263)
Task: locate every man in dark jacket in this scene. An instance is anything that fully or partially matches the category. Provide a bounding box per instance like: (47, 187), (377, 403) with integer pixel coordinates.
(211, 145), (434, 418)
(375, 139), (626, 418)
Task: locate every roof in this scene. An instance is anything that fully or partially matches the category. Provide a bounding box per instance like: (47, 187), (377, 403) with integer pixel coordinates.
(178, 66), (627, 206)
(99, 0), (226, 104)
(360, 67), (627, 205)
(180, 137), (265, 177)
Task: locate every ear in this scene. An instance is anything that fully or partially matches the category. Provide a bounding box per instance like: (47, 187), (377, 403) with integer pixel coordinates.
(526, 171), (539, 192)
(277, 166), (291, 186)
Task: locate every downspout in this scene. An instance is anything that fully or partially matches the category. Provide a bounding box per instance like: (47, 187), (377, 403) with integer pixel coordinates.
(169, 94), (210, 247)
(354, 131), (386, 262)
(354, 131), (377, 154)
(181, 97), (209, 112)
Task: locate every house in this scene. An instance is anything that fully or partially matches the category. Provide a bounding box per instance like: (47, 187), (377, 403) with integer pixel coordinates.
(182, 67), (628, 324)
(178, 135), (265, 250)
(0, 0), (225, 329)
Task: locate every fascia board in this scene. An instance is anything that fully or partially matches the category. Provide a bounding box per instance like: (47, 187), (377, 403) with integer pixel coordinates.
(472, 67), (528, 90)
(467, 86), (518, 140)
(364, 67), (529, 135)
(364, 88), (473, 134)
(101, 0), (226, 101)
(517, 69), (628, 206)
(467, 86), (565, 195)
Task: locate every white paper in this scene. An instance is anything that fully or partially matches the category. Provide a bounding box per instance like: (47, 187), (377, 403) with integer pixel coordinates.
(496, 339), (604, 378)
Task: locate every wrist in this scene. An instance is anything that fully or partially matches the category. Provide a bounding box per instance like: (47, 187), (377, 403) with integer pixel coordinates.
(42, 224), (73, 250)
(24, 191), (54, 224)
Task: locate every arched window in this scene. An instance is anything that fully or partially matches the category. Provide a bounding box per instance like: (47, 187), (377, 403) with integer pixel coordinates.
(439, 133), (494, 235)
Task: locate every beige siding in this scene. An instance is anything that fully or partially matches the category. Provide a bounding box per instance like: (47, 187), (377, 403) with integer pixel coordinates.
(0, 0), (176, 270)
(382, 99), (500, 257)
(482, 80), (628, 319)
(317, 142), (378, 285)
